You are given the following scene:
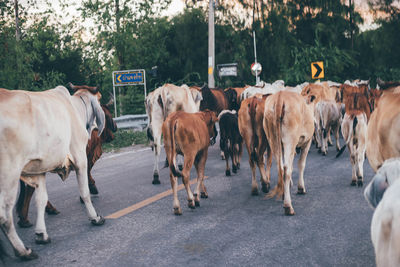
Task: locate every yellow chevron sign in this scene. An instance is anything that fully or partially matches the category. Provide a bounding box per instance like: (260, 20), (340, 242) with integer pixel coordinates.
(311, 61), (324, 79)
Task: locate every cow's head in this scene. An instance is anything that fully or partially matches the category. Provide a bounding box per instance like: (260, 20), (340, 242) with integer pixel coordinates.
(101, 104), (117, 143)
(200, 109), (218, 145)
(69, 83), (105, 138)
(364, 158), (400, 209)
(224, 88), (240, 111)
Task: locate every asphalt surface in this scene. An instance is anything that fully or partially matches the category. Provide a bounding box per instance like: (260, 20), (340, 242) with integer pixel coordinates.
(1, 137), (376, 267)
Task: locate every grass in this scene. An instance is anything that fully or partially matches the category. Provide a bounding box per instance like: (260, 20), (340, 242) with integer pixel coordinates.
(102, 129), (149, 153)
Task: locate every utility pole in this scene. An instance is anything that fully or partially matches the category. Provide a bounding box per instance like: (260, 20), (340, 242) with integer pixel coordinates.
(14, 0), (21, 41)
(208, 0), (215, 88)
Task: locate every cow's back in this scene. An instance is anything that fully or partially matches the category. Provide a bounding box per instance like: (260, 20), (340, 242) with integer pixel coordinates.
(0, 87), (78, 173)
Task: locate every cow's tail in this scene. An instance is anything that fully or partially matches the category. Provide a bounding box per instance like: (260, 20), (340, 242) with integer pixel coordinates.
(249, 99), (258, 162)
(336, 115), (357, 158)
(168, 120), (182, 177)
(268, 96), (285, 199)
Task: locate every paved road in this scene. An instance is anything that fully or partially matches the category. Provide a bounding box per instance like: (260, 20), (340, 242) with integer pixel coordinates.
(1, 138), (375, 266)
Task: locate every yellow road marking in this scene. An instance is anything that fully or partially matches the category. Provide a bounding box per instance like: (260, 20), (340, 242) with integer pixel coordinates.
(105, 176), (209, 219)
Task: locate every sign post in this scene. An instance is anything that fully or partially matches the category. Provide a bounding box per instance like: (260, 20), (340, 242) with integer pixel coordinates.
(112, 69), (146, 118)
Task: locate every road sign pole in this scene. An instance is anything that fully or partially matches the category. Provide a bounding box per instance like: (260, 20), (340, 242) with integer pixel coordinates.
(112, 85), (117, 118)
(144, 71), (147, 97)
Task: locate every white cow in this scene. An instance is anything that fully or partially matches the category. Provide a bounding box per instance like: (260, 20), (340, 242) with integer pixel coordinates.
(314, 100), (342, 155)
(145, 84), (202, 184)
(0, 85), (105, 260)
(364, 158), (400, 267)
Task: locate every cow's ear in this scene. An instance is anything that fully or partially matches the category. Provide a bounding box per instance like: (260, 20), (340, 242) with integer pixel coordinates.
(91, 96), (105, 136)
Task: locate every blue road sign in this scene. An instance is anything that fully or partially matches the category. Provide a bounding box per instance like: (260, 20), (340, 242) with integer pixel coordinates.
(113, 70), (145, 86)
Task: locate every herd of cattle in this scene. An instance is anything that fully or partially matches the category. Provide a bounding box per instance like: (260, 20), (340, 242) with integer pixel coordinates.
(1, 78), (400, 265)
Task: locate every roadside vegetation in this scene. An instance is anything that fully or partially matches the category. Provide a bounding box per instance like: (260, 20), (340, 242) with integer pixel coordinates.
(102, 130), (149, 153)
(1, 0), (399, 116)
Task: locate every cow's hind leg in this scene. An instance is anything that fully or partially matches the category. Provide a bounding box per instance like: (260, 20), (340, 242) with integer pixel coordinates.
(76, 160), (105, 225)
(0, 173), (37, 260)
(297, 140), (311, 195)
(16, 181), (34, 228)
(34, 175), (50, 244)
(170, 173), (181, 215)
(182, 155), (196, 209)
(259, 142), (271, 194)
(194, 150), (207, 206)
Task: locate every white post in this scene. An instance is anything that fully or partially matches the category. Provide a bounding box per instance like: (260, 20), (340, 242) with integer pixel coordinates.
(208, 0), (215, 88)
(112, 85), (117, 118)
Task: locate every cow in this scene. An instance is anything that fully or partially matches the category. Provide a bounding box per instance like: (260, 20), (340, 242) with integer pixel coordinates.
(376, 78), (400, 93)
(336, 93), (368, 186)
(314, 100), (342, 155)
(366, 92), (400, 172)
(199, 84), (228, 115)
(218, 110), (242, 176)
(301, 82), (338, 103)
(238, 95), (272, 195)
(162, 110), (218, 215)
(16, 100), (117, 228)
(0, 85), (105, 260)
(364, 158), (400, 267)
(145, 84), (202, 184)
(224, 86), (247, 111)
(263, 91), (315, 215)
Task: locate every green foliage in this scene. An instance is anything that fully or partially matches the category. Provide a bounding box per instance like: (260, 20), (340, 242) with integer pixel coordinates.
(1, 0), (400, 121)
(102, 129), (148, 152)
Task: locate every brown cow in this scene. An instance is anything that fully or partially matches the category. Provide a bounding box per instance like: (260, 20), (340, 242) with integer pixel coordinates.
(263, 91), (315, 215)
(199, 85), (228, 115)
(162, 110), (218, 215)
(238, 95), (272, 195)
(367, 92), (400, 172)
(16, 102), (117, 228)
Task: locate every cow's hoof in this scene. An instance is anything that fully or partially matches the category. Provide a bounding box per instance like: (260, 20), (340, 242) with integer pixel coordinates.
(251, 188), (259, 196)
(19, 249), (38, 261)
(174, 207), (182, 215)
(232, 165), (237, 173)
(91, 216), (105, 226)
(261, 182), (270, 193)
(297, 188), (306, 195)
(35, 233), (51, 245)
(221, 154), (225, 160)
(336, 147), (340, 152)
(188, 200), (196, 209)
(195, 200), (200, 207)
(152, 174), (160, 185)
(225, 170), (231, 176)
(350, 180), (357, 186)
(89, 184), (99, 195)
(284, 207), (295, 216)
(18, 219), (33, 228)
(318, 148), (322, 153)
(237, 163), (240, 169)
(328, 142), (333, 147)
(200, 192), (208, 199)
(45, 206), (60, 215)
(357, 180), (363, 187)
(178, 164), (183, 171)
(322, 151), (327, 156)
